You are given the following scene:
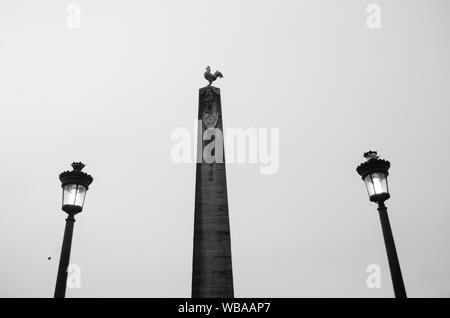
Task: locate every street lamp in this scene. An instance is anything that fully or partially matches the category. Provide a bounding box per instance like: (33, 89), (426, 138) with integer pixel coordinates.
(356, 151), (407, 298)
(54, 162), (93, 298)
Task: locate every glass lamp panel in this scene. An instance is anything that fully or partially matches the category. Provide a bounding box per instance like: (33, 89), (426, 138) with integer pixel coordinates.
(62, 184), (87, 208)
(63, 184), (77, 206)
(74, 185), (87, 207)
(371, 172), (388, 194)
(364, 175), (375, 196)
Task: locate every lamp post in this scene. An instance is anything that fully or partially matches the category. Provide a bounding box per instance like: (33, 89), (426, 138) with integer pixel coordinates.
(54, 162), (93, 298)
(356, 151), (406, 298)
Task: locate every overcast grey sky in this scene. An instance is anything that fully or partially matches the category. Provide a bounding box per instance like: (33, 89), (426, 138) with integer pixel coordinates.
(1, 0), (450, 297)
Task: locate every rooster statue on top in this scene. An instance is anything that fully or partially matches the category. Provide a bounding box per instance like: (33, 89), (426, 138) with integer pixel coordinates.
(204, 66), (223, 86)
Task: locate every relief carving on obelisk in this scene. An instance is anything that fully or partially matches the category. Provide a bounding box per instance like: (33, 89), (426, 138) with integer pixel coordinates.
(200, 87), (220, 129)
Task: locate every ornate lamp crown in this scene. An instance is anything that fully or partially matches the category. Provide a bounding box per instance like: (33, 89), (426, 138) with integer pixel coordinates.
(71, 162), (85, 171)
(357, 151), (390, 178)
(363, 150), (379, 160)
(59, 162), (93, 189)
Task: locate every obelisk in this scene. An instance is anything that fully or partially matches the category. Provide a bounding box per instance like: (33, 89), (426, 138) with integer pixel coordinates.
(191, 67), (234, 298)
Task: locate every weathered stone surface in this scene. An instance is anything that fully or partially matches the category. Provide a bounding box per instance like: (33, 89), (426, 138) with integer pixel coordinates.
(192, 86), (234, 298)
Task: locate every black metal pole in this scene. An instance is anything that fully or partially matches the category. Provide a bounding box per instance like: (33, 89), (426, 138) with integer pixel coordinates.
(377, 202), (407, 298)
(54, 213), (76, 298)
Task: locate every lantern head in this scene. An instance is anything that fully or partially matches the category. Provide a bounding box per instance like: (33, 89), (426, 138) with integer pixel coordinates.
(356, 151), (390, 203)
(59, 162), (93, 214)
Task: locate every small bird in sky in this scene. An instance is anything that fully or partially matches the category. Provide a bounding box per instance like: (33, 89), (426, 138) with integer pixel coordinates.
(48, 257), (52, 260)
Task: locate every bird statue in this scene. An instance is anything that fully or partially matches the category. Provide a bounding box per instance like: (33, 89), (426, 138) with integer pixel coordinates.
(204, 66), (223, 86)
